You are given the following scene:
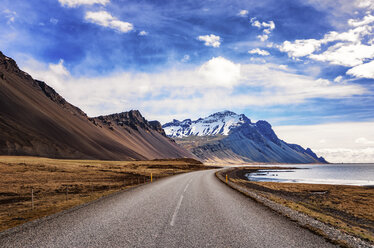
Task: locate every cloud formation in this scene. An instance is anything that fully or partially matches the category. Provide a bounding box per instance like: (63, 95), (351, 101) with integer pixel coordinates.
(58, 0), (109, 7)
(278, 13), (374, 79)
(85, 11), (133, 33)
(138, 30), (148, 36)
(238, 10), (248, 17)
(3, 9), (16, 25)
(274, 121), (374, 163)
(22, 56), (364, 123)
(250, 18), (275, 41)
(249, 48), (270, 56)
(197, 34), (221, 47)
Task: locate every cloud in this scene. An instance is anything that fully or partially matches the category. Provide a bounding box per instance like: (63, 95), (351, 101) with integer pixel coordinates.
(356, 0), (374, 9)
(278, 13), (374, 68)
(249, 48), (270, 56)
(21, 56), (365, 123)
(250, 18), (275, 42)
(355, 137), (374, 144)
(198, 57), (241, 87)
(85, 11), (133, 33)
(138, 30), (148, 36)
(279, 39), (321, 58)
(250, 18), (275, 30)
(274, 121), (374, 163)
(181, 54), (190, 62)
(197, 34), (221, 47)
(333, 75), (343, 83)
(50, 18), (59, 25)
(309, 43), (374, 67)
(346, 60), (374, 78)
(315, 148), (374, 163)
(58, 0), (109, 7)
(3, 9), (16, 25)
(278, 65), (288, 70)
(257, 34), (269, 42)
(348, 14), (374, 27)
(238, 10), (248, 17)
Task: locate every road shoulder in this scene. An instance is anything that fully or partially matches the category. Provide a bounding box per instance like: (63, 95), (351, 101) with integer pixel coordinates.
(216, 168), (373, 248)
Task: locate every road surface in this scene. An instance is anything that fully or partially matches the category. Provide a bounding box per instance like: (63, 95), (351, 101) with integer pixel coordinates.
(0, 169), (336, 247)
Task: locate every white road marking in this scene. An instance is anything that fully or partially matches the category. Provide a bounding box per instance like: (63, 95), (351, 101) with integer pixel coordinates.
(170, 179), (192, 226)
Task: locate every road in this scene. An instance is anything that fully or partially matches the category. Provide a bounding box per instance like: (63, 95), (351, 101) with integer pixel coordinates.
(0, 169), (336, 248)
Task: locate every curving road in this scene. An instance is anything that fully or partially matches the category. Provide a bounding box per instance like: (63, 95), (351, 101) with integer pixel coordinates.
(0, 169), (336, 248)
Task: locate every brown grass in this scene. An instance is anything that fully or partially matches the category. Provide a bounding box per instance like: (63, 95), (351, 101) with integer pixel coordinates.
(227, 167), (374, 243)
(0, 156), (207, 232)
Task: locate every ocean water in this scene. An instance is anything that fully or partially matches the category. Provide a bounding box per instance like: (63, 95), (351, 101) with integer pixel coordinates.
(245, 164), (374, 186)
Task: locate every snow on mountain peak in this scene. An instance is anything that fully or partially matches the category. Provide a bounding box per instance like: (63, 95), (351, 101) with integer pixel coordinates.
(163, 111), (251, 137)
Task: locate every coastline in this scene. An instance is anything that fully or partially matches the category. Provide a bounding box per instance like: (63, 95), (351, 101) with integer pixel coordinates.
(217, 167), (374, 248)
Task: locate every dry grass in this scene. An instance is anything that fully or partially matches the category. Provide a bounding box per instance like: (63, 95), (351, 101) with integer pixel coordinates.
(227, 167), (374, 243)
(0, 156), (207, 232)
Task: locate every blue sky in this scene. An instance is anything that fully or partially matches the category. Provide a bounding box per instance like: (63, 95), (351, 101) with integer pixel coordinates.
(1, 0), (374, 162)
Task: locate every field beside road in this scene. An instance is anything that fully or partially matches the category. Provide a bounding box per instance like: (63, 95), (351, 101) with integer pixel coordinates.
(0, 156), (207, 232)
(224, 167), (374, 244)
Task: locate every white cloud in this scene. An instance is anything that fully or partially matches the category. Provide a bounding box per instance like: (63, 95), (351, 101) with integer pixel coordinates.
(3, 9), (16, 25)
(278, 13), (374, 69)
(334, 75), (343, 83)
(249, 48), (270, 56)
(197, 34), (221, 48)
(181, 54), (190, 62)
(315, 148), (374, 163)
(356, 0), (374, 9)
(198, 57), (241, 87)
(348, 14), (374, 27)
(355, 137), (374, 144)
(305, 0), (374, 22)
(262, 21), (275, 30)
(257, 34), (269, 42)
(309, 43), (374, 67)
(138, 30), (148, 36)
(346, 60), (374, 78)
(274, 121), (374, 163)
(85, 11), (133, 33)
(58, 0), (109, 7)
(21, 56), (365, 123)
(278, 64), (288, 70)
(279, 39), (321, 57)
(250, 18), (275, 42)
(238, 10), (248, 17)
(250, 18), (275, 30)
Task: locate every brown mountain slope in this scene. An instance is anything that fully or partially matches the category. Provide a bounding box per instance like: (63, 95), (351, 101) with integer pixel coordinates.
(0, 51), (194, 160)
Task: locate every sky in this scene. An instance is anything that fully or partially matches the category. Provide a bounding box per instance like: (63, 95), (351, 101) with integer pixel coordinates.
(1, 0), (374, 162)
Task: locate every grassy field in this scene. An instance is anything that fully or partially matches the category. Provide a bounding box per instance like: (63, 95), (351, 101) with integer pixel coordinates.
(0, 156), (208, 232)
(226, 167), (374, 243)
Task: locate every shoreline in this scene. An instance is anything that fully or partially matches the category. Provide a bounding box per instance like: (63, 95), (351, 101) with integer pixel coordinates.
(217, 167), (374, 248)
(244, 166), (374, 187)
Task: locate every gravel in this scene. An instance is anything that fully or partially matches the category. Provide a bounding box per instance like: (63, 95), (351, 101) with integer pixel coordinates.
(217, 168), (373, 248)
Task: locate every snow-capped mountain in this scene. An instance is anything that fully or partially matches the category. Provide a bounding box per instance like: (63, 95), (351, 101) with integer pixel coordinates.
(163, 111), (327, 164)
(163, 111), (251, 137)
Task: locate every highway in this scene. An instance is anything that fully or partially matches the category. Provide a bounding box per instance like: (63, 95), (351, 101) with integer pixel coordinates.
(0, 169), (336, 247)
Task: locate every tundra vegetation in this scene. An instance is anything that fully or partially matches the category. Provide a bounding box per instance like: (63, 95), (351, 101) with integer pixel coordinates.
(0, 156), (206, 232)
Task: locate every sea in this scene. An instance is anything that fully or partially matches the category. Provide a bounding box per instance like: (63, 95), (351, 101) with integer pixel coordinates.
(245, 163), (374, 186)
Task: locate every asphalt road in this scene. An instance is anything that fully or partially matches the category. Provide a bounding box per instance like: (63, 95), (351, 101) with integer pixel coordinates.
(0, 169), (336, 248)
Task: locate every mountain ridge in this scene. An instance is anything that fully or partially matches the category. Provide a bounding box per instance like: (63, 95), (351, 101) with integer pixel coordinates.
(163, 111), (327, 164)
(0, 51), (194, 160)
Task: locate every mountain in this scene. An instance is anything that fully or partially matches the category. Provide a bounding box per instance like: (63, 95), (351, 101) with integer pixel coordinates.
(0, 51), (194, 160)
(163, 111), (251, 137)
(163, 111), (327, 164)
